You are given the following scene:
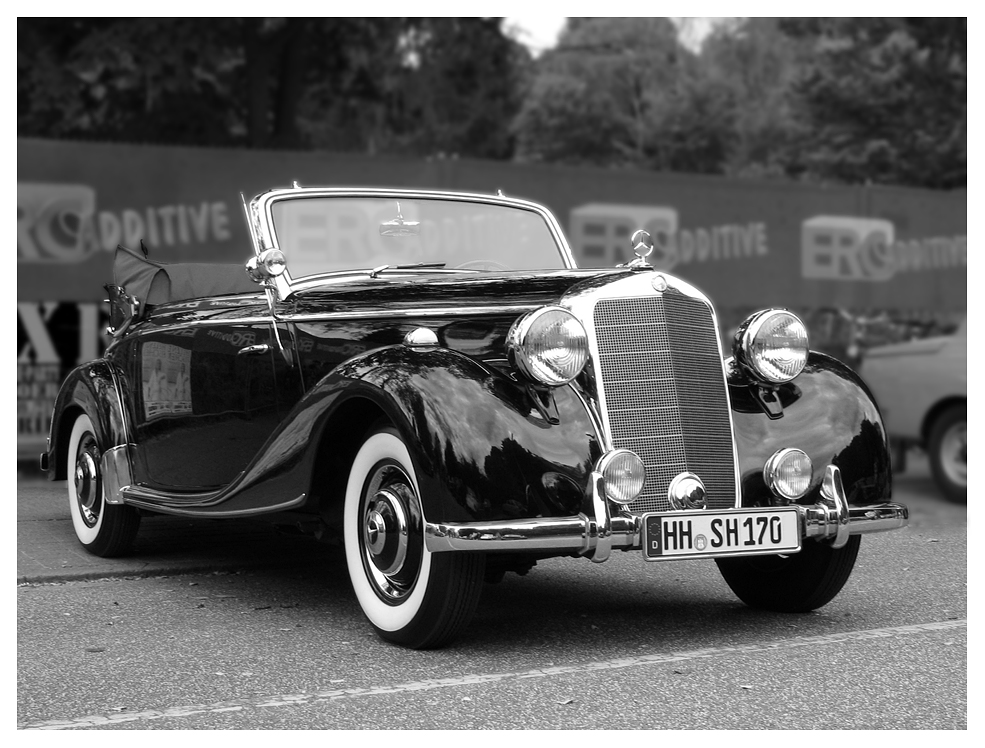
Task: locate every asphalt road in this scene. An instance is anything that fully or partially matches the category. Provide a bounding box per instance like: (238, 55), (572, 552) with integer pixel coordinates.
(17, 454), (967, 730)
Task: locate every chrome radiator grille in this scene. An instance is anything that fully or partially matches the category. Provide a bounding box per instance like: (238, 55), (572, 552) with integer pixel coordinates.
(592, 290), (738, 514)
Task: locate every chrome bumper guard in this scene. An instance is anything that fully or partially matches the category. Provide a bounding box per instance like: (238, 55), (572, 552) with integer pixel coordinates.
(424, 465), (908, 562)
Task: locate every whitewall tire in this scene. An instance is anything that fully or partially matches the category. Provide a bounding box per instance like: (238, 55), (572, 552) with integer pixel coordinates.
(344, 427), (484, 648)
(66, 413), (140, 557)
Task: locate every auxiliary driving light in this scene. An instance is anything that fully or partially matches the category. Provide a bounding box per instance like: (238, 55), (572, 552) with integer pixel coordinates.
(764, 448), (813, 501)
(598, 449), (646, 504)
(258, 248), (287, 277)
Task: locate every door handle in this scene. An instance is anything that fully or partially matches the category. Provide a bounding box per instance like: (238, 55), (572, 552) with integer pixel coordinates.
(238, 343), (271, 356)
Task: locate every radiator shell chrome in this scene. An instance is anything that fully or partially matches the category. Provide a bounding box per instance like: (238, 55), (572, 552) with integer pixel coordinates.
(564, 272), (741, 514)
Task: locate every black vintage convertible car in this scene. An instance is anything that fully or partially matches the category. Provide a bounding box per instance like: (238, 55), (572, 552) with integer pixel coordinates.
(42, 186), (909, 648)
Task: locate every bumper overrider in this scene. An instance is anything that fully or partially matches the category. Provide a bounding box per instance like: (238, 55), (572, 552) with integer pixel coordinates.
(424, 464), (908, 563)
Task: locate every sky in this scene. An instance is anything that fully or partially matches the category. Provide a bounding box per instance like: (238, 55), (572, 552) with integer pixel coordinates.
(505, 16), (724, 56)
(504, 16), (567, 56)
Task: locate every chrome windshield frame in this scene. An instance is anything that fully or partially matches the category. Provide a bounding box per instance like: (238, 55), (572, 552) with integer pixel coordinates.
(246, 187), (577, 300)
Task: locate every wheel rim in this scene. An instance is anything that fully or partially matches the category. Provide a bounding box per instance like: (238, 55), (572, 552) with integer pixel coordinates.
(940, 421), (967, 487)
(359, 461), (423, 603)
(74, 433), (102, 528)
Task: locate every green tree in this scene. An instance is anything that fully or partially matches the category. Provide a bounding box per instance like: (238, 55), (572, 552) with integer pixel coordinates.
(401, 18), (530, 159)
(298, 18), (531, 158)
(17, 17), (529, 158)
(513, 17), (736, 173)
(698, 17), (807, 178)
(18, 18), (243, 145)
(778, 17), (966, 188)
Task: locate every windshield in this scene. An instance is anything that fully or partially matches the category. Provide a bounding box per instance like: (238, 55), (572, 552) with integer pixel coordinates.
(269, 197), (566, 277)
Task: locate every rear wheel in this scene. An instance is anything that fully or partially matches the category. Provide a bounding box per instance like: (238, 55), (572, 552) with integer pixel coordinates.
(66, 413), (141, 557)
(928, 404), (966, 504)
(715, 535), (861, 613)
(343, 427), (485, 649)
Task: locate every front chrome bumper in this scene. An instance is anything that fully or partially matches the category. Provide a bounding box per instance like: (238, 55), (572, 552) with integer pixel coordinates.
(424, 465), (908, 562)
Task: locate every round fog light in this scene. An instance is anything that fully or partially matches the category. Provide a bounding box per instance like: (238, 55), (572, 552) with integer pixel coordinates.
(764, 448), (813, 501)
(598, 450), (646, 505)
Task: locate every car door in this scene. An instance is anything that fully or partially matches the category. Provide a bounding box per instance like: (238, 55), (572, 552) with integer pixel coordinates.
(130, 315), (293, 491)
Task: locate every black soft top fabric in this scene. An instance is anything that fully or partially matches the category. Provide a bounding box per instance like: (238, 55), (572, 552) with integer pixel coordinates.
(113, 246), (257, 307)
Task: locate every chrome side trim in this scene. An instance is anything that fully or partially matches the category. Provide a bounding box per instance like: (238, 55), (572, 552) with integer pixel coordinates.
(107, 363), (132, 447)
(280, 304), (542, 323)
(566, 381), (610, 452)
(126, 316), (277, 337)
(138, 305), (546, 336)
(122, 483), (227, 506)
(123, 493), (307, 518)
(100, 444), (134, 505)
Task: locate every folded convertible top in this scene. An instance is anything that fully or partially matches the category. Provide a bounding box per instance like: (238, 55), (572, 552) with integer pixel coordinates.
(113, 245), (257, 307)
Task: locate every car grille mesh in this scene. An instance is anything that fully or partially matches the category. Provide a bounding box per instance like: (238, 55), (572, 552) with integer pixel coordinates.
(593, 290), (737, 514)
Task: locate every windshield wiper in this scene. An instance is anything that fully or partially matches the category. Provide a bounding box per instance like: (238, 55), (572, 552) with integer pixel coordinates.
(368, 262), (446, 278)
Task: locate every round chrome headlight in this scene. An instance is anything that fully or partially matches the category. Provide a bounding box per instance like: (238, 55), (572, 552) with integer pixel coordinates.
(598, 449), (646, 505)
(764, 448), (813, 501)
(734, 309), (808, 384)
(507, 307), (589, 386)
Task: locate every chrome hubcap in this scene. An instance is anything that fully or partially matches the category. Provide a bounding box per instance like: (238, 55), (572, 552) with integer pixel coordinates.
(364, 487), (410, 576)
(360, 463), (422, 603)
(940, 422), (967, 487)
(74, 435), (101, 527)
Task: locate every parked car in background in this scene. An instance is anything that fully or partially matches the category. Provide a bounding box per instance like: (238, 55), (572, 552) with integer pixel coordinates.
(861, 319), (967, 503)
(42, 185), (908, 648)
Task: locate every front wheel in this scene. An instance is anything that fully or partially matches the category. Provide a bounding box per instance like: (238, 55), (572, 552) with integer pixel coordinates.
(715, 535), (861, 613)
(928, 404), (966, 504)
(67, 413), (141, 557)
(343, 427), (485, 649)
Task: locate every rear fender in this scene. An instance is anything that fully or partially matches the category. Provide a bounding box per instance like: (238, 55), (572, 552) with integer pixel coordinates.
(46, 360), (130, 481)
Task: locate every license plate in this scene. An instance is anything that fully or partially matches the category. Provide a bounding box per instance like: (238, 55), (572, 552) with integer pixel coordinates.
(641, 507), (801, 561)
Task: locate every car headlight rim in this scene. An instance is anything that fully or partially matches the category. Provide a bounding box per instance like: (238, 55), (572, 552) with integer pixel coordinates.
(598, 449), (646, 505)
(507, 306), (589, 387)
(735, 309), (809, 384)
(764, 448), (813, 502)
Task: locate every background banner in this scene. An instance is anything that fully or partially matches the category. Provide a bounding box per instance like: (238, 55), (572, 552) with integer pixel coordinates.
(17, 138), (966, 457)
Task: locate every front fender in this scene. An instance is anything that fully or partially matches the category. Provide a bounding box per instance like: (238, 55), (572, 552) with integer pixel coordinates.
(327, 345), (601, 524)
(729, 351), (892, 508)
(46, 360), (130, 481)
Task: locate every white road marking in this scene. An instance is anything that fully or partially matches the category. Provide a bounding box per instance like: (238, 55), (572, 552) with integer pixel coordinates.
(19, 619), (966, 729)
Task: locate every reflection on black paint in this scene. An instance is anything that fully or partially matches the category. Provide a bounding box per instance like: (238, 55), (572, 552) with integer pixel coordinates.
(731, 352), (890, 508)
